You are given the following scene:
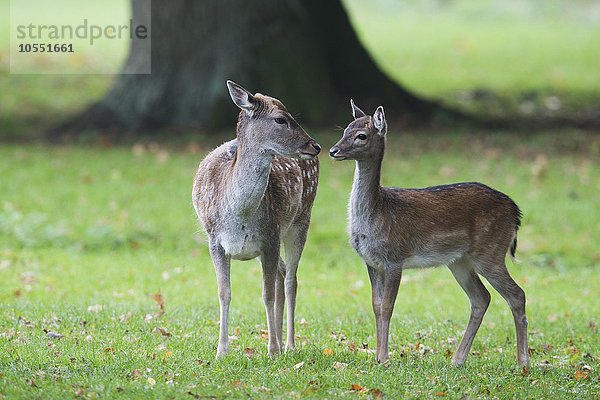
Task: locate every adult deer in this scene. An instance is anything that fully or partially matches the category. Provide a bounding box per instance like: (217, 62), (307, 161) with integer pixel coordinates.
(193, 81), (321, 357)
(329, 100), (528, 366)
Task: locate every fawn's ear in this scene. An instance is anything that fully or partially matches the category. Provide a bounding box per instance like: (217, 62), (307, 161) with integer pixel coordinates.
(227, 80), (256, 114)
(350, 99), (367, 120)
(373, 106), (387, 135)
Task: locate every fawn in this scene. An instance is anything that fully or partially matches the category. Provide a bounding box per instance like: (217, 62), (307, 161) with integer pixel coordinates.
(329, 100), (528, 366)
(193, 81), (321, 357)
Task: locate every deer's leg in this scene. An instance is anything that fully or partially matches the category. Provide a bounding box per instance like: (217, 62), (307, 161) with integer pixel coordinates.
(261, 246), (282, 356)
(378, 265), (402, 364)
(275, 257), (286, 348)
(448, 257), (491, 366)
(479, 262), (529, 366)
(281, 227), (307, 350)
(209, 240), (231, 357)
(366, 266), (384, 361)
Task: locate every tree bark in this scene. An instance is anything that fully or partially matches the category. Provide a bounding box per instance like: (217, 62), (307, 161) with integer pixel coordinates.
(54, 0), (455, 138)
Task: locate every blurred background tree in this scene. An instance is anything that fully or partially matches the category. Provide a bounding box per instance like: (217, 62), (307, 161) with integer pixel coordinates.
(57, 0), (451, 137)
(1, 0), (598, 140)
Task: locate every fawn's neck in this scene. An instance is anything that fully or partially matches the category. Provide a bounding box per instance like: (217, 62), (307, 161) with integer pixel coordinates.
(350, 147), (384, 217)
(227, 129), (273, 215)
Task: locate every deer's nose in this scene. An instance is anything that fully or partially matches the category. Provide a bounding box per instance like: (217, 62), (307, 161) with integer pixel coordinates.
(329, 147), (340, 157)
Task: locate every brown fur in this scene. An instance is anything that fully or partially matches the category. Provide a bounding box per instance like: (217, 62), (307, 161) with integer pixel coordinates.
(330, 101), (528, 366)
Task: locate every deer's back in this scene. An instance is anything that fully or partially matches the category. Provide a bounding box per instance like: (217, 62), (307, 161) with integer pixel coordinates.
(351, 182), (521, 269)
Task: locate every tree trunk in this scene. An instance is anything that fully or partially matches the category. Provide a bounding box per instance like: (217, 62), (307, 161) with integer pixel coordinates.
(54, 0), (454, 138)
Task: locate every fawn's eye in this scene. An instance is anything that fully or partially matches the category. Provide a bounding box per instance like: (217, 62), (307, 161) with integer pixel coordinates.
(274, 117), (286, 125)
(356, 133), (367, 141)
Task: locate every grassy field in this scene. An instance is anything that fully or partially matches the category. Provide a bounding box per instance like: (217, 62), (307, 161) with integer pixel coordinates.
(1, 131), (599, 398)
(1, 0), (599, 398)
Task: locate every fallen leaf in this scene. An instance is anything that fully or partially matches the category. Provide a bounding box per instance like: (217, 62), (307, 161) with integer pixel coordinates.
(260, 329), (268, 340)
(74, 388), (84, 396)
(541, 343), (553, 352)
(351, 383), (367, 392)
(231, 380), (242, 388)
(323, 348), (333, 356)
(244, 348), (255, 358)
(370, 388), (384, 398)
(435, 391), (446, 397)
(521, 366), (530, 376)
(150, 292), (165, 318)
(581, 364), (592, 373)
(574, 370), (587, 380)
(333, 361), (348, 370)
(118, 312), (132, 323)
(293, 361), (305, 370)
(234, 326), (242, 336)
(153, 327), (172, 337)
(46, 331), (62, 340)
(147, 377), (156, 386)
(130, 369), (142, 380)
(348, 341), (357, 352)
(87, 304), (103, 313)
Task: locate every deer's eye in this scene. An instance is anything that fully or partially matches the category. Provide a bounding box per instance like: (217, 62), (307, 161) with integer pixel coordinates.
(274, 117), (286, 125)
(356, 133), (367, 141)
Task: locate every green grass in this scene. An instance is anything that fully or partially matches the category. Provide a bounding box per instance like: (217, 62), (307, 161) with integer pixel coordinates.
(1, 0), (599, 397)
(1, 132), (599, 398)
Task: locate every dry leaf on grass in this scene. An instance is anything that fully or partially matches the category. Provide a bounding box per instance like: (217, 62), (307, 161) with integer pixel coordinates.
(153, 327), (172, 337)
(87, 304), (103, 313)
(332, 361), (348, 371)
(350, 383), (367, 393)
(323, 348), (333, 356)
(150, 291), (165, 318)
(574, 369), (588, 380)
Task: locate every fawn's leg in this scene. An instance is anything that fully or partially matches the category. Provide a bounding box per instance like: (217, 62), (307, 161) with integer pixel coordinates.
(209, 240), (231, 357)
(378, 265), (402, 364)
(367, 266), (384, 361)
(479, 262), (529, 366)
(448, 257), (491, 366)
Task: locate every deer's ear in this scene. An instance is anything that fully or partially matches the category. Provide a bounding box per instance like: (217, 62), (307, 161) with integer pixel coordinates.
(373, 106), (387, 135)
(227, 80), (256, 114)
(350, 99), (367, 120)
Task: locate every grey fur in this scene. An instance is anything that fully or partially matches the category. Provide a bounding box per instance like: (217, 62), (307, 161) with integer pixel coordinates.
(193, 81), (321, 357)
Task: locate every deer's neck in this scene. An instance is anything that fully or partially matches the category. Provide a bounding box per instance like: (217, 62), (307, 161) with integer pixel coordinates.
(226, 132), (273, 215)
(350, 147), (384, 218)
